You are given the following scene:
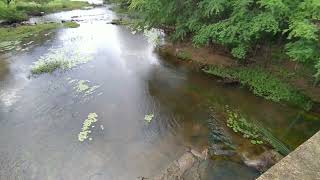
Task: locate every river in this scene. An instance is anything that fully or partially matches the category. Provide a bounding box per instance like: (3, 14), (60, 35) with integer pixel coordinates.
(0, 6), (319, 180)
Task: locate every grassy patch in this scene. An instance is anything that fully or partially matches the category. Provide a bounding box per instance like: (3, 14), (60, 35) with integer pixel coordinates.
(16, 0), (90, 15)
(31, 47), (92, 75)
(204, 66), (313, 110)
(0, 23), (60, 42)
(0, 0), (89, 23)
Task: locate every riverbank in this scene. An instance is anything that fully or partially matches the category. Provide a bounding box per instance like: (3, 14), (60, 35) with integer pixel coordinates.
(0, 21), (79, 52)
(106, 1), (320, 112)
(0, 0), (91, 24)
(158, 42), (320, 112)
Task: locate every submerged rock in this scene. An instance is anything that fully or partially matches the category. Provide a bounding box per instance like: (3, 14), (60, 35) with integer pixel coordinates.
(153, 148), (208, 180)
(242, 150), (283, 172)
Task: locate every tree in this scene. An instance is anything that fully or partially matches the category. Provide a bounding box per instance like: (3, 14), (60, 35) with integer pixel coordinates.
(126, 0), (320, 82)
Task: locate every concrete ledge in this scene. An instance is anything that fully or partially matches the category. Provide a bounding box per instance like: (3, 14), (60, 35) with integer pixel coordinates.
(257, 131), (320, 180)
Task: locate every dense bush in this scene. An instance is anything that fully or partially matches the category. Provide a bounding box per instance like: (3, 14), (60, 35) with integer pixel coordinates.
(112, 0), (320, 82)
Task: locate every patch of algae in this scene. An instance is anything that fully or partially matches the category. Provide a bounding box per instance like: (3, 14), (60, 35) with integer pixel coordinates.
(68, 79), (100, 96)
(78, 113), (98, 142)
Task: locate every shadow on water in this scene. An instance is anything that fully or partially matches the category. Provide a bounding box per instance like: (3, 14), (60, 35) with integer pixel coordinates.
(0, 6), (319, 180)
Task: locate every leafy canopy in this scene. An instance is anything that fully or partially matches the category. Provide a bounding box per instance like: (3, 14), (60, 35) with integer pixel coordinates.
(116, 0), (320, 81)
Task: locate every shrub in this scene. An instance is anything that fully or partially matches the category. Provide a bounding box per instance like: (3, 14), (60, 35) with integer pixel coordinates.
(204, 66), (312, 110)
(0, 3), (27, 23)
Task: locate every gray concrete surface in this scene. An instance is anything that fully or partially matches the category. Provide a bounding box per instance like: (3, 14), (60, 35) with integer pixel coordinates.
(258, 131), (320, 180)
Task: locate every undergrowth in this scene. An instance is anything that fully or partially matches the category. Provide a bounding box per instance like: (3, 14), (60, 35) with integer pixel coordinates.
(204, 66), (312, 110)
(0, 0), (89, 23)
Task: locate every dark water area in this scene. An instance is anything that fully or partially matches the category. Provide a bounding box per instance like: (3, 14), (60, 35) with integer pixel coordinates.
(0, 6), (319, 180)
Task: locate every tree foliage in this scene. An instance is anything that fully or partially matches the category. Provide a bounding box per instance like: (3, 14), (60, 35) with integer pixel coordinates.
(114, 0), (320, 81)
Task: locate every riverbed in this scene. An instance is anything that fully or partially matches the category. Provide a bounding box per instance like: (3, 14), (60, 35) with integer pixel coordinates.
(0, 6), (319, 180)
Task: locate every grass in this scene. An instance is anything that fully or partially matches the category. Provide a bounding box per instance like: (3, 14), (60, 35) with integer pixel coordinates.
(31, 59), (67, 74)
(204, 66), (313, 110)
(0, 0), (90, 23)
(0, 23), (60, 42)
(0, 3), (27, 23)
(16, 0), (90, 15)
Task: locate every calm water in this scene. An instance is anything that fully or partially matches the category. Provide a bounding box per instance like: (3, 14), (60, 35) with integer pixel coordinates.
(0, 6), (319, 180)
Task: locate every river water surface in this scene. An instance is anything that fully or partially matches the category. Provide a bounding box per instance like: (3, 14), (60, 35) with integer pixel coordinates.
(0, 6), (320, 180)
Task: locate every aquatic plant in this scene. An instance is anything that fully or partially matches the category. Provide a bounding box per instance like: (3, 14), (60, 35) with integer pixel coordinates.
(226, 109), (264, 145)
(31, 47), (92, 75)
(258, 126), (291, 155)
(225, 108), (290, 155)
(68, 79), (101, 97)
(78, 113), (98, 142)
(144, 114), (154, 123)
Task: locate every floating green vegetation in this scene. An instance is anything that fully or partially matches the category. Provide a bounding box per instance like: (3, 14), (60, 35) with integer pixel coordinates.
(68, 79), (101, 97)
(204, 66), (312, 110)
(31, 47), (92, 75)
(144, 114), (154, 123)
(78, 113), (98, 142)
(225, 108), (290, 155)
(226, 109), (264, 145)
